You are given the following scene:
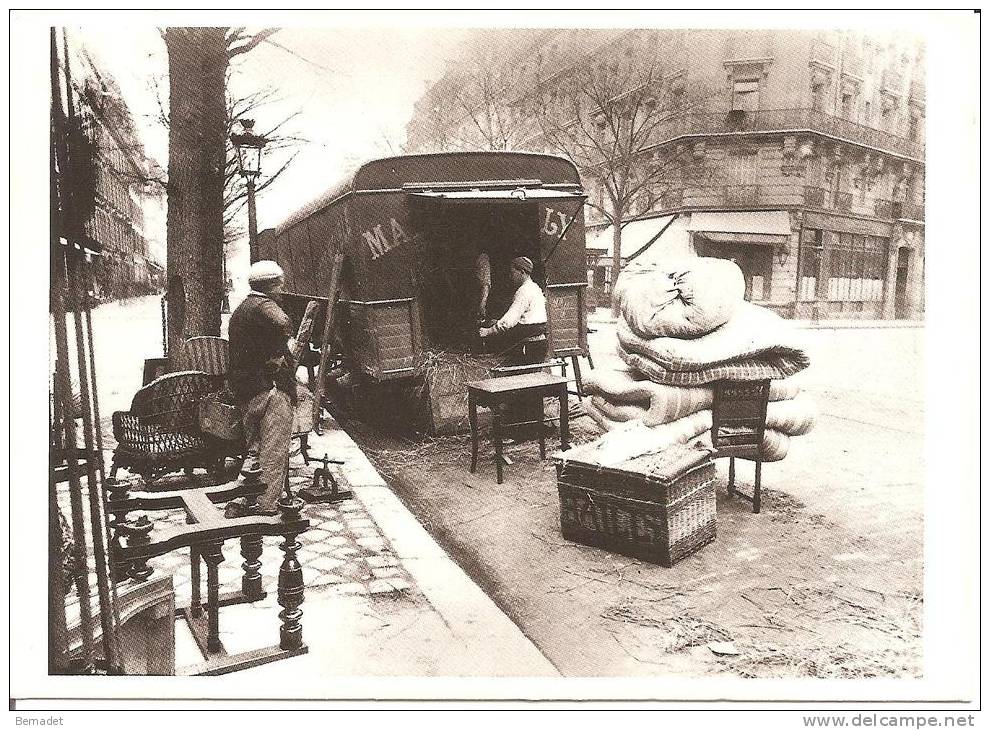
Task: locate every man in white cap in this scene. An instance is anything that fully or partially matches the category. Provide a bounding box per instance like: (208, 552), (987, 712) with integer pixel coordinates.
(479, 255), (549, 440)
(226, 260), (297, 516)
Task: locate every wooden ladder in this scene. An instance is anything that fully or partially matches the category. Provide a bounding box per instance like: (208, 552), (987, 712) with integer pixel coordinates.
(311, 252), (345, 435)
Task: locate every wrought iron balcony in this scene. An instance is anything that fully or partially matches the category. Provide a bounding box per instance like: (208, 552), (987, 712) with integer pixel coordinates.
(651, 107), (924, 160)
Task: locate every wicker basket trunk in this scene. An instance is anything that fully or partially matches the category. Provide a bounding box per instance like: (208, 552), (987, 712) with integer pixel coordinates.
(555, 443), (717, 567)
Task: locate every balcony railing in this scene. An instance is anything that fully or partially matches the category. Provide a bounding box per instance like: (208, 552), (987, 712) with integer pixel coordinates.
(651, 107), (924, 160)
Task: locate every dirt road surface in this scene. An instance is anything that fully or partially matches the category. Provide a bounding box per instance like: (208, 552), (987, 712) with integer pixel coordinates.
(349, 321), (924, 678)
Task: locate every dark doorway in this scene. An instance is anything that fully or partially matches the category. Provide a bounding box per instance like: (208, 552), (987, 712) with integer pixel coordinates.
(894, 247), (910, 319)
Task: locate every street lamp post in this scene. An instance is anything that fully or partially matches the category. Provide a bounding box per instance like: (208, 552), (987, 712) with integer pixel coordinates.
(231, 119), (268, 265)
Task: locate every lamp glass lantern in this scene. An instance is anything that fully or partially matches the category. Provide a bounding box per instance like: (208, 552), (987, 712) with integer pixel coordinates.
(231, 119), (267, 179)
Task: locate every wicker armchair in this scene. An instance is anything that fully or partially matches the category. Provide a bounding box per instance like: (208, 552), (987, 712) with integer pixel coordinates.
(110, 371), (239, 484)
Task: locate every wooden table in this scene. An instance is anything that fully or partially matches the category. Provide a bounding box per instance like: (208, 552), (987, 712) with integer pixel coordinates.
(467, 372), (570, 484)
(108, 473), (310, 675)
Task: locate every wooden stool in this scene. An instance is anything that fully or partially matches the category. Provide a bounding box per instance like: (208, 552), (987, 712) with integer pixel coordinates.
(467, 372), (570, 484)
(109, 474), (310, 675)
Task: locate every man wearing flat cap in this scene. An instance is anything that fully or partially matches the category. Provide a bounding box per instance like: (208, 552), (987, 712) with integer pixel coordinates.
(226, 260), (297, 516)
(479, 256), (549, 439)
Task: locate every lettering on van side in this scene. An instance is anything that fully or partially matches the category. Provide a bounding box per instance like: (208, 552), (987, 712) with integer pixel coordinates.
(362, 218), (410, 260)
(542, 206), (574, 239)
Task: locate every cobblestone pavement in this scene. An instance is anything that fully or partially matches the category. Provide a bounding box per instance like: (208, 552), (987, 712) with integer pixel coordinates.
(59, 457), (415, 627)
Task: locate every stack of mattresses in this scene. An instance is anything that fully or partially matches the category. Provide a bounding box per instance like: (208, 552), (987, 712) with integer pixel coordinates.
(582, 257), (816, 463)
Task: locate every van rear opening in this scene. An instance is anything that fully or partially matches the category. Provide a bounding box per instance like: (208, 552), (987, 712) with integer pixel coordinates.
(408, 200), (543, 353)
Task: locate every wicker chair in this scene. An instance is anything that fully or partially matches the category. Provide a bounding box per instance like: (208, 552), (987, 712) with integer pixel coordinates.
(711, 379), (771, 514)
(110, 371), (237, 484)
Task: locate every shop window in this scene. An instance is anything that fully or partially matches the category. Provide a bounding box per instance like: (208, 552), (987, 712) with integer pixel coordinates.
(799, 228), (822, 300)
(822, 231), (887, 302)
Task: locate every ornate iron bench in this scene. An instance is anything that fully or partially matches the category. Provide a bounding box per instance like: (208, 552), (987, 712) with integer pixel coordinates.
(110, 371), (237, 484)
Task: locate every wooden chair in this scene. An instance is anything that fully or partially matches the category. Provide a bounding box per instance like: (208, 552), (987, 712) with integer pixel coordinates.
(711, 379), (771, 513)
(110, 371), (235, 484)
(180, 337), (230, 378)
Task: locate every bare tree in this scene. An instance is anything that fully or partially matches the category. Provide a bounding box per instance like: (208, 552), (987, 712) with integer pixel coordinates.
(410, 30), (540, 153)
(530, 48), (714, 314)
(160, 26), (277, 361)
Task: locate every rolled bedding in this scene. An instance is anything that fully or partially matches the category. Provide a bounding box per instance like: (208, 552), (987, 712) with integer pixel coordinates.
(583, 367), (802, 427)
(612, 256), (746, 340)
(581, 404), (793, 464)
(616, 301), (811, 385)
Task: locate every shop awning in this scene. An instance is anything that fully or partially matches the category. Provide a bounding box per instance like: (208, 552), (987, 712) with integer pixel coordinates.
(686, 211), (792, 246)
(408, 188), (585, 203)
(586, 215), (693, 261)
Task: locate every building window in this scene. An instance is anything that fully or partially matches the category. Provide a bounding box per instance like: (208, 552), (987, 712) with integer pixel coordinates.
(811, 80), (827, 112)
(731, 79), (760, 112)
(822, 232), (887, 302)
(840, 90), (856, 120)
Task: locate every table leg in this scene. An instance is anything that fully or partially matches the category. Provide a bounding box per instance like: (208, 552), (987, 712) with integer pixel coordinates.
(558, 388), (570, 451)
(202, 541), (224, 654)
(468, 391), (478, 474)
(538, 399), (546, 459)
(493, 406), (503, 485)
(571, 355), (584, 397)
(190, 544), (202, 619)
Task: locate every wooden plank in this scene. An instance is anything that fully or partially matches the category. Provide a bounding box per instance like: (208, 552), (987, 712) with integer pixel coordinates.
(312, 252), (345, 432)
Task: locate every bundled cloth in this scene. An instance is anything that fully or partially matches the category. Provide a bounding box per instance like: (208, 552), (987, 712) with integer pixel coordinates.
(613, 257), (746, 340)
(574, 255), (815, 465)
(584, 366), (801, 427)
(616, 300), (811, 385)
(583, 393), (817, 463)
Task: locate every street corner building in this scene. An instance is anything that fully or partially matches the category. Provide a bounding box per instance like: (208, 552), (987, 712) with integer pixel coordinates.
(404, 28), (926, 321)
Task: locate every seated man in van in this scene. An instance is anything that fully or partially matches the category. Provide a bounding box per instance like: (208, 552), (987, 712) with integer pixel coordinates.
(479, 256), (549, 440)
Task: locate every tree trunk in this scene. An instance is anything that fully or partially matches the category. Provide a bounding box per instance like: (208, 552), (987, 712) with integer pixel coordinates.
(610, 212), (624, 318)
(163, 28), (228, 363)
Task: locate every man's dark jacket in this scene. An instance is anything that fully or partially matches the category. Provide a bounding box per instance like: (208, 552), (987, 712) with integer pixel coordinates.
(228, 291), (296, 405)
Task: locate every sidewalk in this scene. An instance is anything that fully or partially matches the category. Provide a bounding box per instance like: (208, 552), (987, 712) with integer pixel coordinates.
(60, 418), (558, 679)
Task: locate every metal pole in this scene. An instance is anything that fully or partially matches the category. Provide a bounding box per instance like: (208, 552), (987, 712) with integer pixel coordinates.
(51, 27), (96, 675)
(247, 175), (258, 264)
(62, 28), (121, 673)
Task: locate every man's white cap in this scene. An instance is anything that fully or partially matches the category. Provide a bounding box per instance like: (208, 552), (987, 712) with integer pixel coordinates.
(249, 260), (284, 288)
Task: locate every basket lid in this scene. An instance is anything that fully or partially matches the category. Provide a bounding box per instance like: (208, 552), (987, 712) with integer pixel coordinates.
(621, 442), (716, 484)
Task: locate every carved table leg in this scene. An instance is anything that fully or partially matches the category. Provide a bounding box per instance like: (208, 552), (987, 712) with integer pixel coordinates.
(201, 540), (225, 654)
(240, 534), (264, 601)
(121, 514), (154, 582)
(106, 478), (130, 582)
(277, 495), (306, 651)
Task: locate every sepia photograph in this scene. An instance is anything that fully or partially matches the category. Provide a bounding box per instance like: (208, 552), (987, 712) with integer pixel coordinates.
(9, 7), (980, 715)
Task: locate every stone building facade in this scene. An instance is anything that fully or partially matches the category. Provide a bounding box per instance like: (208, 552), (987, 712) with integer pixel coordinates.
(405, 28), (925, 320)
(69, 44), (165, 299)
